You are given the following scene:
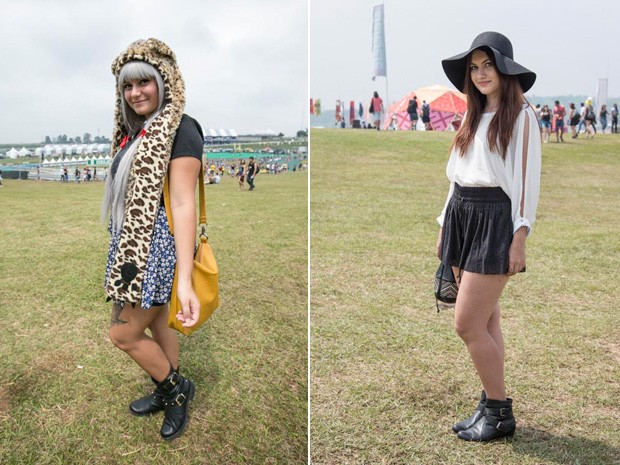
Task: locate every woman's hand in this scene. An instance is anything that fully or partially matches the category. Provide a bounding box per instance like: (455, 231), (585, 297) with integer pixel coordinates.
(436, 227), (443, 259)
(508, 227), (527, 276)
(175, 282), (201, 327)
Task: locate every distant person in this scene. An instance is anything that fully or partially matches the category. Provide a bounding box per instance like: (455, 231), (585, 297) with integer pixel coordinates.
(611, 103), (618, 133)
(599, 104), (608, 133)
(63, 166), (68, 182)
(575, 102), (586, 137)
(246, 156), (258, 190)
(74, 167), (81, 183)
(370, 91), (384, 130)
(438, 30), (540, 443)
(421, 100), (431, 130)
(540, 104), (552, 143)
(0, 168), (3, 188)
(237, 160), (245, 189)
(93, 167), (97, 181)
(553, 100), (565, 143)
(407, 96), (419, 130)
(584, 98), (596, 138)
(568, 103), (580, 139)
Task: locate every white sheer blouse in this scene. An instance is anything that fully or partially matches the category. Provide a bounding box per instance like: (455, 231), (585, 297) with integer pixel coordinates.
(437, 104), (541, 235)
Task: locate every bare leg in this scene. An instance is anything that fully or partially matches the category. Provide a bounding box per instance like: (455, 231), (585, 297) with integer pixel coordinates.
(453, 271), (510, 401)
(149, 304), (179, 371)
(109, 303), (172, 382)
(487, 303), (504, 361)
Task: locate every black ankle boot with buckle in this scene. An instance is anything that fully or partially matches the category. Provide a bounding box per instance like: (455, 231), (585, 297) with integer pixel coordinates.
(157, 367), (195, 441)
(457, 397), (516, 442)
(452, 390), (486, 433)
(129, 367), (179, 416)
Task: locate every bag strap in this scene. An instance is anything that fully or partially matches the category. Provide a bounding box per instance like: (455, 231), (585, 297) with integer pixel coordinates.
(163, 162), (207, 237)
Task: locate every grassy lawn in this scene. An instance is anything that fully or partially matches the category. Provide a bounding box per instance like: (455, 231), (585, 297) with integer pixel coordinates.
(310, 129), (620, 464)
(0, 171), (308, 464)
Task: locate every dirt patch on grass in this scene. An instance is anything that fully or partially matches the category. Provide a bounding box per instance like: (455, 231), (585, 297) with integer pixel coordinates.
(0, 385), (10, 419)
(608, 342), (620, 364)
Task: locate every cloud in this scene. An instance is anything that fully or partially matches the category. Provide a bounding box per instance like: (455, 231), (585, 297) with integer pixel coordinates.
(0, 0), (308, 142)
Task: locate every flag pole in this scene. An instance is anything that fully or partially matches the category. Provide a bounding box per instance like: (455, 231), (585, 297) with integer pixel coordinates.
(384, 1), (388, 107)
(371, 3), (388, 126)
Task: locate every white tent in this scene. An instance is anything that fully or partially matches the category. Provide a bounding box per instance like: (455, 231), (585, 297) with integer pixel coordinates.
(7, 147), (19, 159)
(18, 147), (32, 157)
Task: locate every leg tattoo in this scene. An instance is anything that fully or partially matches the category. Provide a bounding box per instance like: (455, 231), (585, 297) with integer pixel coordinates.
(111, 302), (128, 326)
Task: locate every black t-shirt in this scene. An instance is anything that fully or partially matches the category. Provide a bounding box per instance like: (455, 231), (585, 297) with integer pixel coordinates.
(110, 114), (204, 180)
(408, 99), (418, 114)
(247, 161), (256, 176)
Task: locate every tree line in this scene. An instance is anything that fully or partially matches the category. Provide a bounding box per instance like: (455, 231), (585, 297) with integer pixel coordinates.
(44, 133), (111, 144)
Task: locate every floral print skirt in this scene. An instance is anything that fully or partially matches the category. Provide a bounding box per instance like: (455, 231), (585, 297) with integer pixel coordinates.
(105, 205), (176, 309)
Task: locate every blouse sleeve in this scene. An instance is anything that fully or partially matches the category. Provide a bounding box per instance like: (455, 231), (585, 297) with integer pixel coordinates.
(511, 107), (541, 236)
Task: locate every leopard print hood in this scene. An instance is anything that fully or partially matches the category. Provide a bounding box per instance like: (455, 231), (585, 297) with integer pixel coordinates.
(106, 38), (185, 305)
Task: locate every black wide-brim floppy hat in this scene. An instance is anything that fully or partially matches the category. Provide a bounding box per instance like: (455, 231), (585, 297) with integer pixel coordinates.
(441, 31), (536, 93)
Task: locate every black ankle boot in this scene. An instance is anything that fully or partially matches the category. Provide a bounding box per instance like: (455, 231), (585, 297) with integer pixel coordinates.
(457, 398), (516, 442)
(129, 367), (179, 416)
(452, 390), (486, 433)
(158, 368), (195, 441)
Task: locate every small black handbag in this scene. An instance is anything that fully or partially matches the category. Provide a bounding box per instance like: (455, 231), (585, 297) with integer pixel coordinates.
(434, 263), (458, 312)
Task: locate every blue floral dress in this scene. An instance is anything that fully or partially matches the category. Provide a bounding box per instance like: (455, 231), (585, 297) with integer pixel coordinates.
(105, 204), (176, 309)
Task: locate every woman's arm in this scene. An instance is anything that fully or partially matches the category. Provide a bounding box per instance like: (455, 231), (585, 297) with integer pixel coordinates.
(169, 156), (202, 326)
(508, 107), (542, 275)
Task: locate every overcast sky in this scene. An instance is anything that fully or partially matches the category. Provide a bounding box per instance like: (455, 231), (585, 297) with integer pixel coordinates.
(0, 0), (307, 143)
(311, 0), (620, 110)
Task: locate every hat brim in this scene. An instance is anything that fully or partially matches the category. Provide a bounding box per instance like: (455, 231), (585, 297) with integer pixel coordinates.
(442, 46), (536, 94)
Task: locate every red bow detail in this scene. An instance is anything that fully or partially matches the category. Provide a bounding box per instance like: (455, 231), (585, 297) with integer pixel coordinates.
(119, 136), (130, 149)
(140, 129), (147, 138)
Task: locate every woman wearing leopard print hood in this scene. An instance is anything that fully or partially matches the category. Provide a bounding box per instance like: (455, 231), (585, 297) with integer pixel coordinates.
(101, 38), (204, 441)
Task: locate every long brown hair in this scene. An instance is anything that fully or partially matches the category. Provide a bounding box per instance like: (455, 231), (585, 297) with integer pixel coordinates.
(450, 47), (527, 159)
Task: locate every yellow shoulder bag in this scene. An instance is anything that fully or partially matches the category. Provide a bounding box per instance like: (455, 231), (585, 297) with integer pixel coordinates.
(163, 166), (219, 336)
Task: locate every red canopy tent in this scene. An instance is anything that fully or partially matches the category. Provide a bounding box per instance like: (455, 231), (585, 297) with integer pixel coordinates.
(383, 85), (467, 131)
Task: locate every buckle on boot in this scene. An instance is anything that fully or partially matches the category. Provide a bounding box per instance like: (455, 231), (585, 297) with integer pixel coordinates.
(495, 421), (512, 433)
(175, 393), (187, 406)
(166, 374), (177, 387)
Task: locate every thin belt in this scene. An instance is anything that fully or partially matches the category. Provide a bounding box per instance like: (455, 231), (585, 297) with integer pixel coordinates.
(453, 183), (509, 202)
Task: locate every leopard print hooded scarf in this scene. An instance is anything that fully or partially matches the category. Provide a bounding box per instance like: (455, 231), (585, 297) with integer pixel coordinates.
(106, 38), (185, 306)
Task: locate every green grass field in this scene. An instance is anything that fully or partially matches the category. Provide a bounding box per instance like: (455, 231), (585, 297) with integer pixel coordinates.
(310, 129), (620, 464)
(0, 172), (307, 464)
